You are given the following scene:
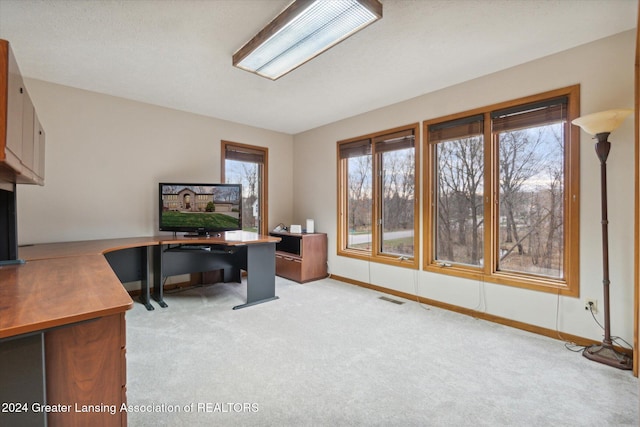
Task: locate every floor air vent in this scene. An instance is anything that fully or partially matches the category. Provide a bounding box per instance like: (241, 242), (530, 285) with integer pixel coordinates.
(379, 296), (405, 305)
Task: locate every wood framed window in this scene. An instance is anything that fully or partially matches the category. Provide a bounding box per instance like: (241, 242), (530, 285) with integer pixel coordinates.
(423, 85), (580, 295)
(221, 141), (268, 235)
(337, 123), (420, 268)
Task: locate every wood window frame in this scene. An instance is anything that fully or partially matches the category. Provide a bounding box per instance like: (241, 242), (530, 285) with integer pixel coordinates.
(221, 140), (269, 235)
(337, 123), (420, 269)
(423, 85), (581, 296)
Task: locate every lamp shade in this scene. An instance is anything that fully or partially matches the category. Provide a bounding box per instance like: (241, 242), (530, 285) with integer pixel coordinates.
(571, 109), (632, 135)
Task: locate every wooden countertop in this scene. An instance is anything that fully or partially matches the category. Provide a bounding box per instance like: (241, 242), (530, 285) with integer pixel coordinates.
(0, 255), (133, 339)
(18, 232), (280, 261)
(157, 231), (280, 247)
(3, 232), (280, 339)
(18, 236), (161, 260)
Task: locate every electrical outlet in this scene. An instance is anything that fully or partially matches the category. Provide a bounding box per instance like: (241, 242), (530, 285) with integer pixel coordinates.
(584, 299), (597, 313)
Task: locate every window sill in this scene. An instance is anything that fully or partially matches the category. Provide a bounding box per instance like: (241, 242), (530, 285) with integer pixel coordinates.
(338, 249), (419, 269)
(424, 263), (577, 297)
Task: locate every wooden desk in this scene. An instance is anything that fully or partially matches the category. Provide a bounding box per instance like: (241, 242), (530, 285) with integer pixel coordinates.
(18, 236), (160, 261)
(17, 233), (277, 261)
(1, 232), (279, 426)
(0, 254), (132, 339)
(18, 232), (281, 311)
(1, 254), (133, 426)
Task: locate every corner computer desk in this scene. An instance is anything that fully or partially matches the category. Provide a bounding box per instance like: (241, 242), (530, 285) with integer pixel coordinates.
(17, 231), (281, 311)
(1, 232), (280, 427)
(146, 233), (280, 310)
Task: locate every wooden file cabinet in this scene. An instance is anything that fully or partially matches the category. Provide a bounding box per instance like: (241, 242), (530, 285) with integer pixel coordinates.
(270, 231), (327, 283)
(45, 313), (127, 427)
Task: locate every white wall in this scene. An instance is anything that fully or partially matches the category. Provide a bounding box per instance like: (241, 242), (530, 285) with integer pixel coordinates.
(292, 30), (637, 344)
(17, 80), (294, 244)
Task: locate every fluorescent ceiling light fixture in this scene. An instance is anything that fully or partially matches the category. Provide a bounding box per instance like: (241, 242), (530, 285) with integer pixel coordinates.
(233, 0), (383, 80)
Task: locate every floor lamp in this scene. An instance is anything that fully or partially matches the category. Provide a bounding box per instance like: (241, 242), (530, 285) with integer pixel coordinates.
(572, 108), (633, 370)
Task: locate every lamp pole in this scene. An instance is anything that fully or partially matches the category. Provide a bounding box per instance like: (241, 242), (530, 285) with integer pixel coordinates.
(571, 108), (632, 370)
(582, 132), (632, 370)
(595, 133), (612, 348)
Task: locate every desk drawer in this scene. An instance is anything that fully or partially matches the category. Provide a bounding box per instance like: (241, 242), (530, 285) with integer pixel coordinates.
(275, 253), (302, 282)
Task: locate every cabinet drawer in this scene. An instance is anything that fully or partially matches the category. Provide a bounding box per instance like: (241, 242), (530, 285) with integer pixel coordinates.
(275, 253), (302, 282)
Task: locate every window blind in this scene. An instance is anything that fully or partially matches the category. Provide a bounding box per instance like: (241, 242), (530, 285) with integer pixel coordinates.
(491, 97), (568, 133)
(225, 144), (266, 163)
(373, 129), (415, 153)
(339, 139), (372, 159)
(428, 115), (484, 143)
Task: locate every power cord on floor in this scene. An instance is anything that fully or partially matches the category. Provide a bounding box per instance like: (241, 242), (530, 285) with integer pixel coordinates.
(586, 304), (634, 351)
(472, 274), (486, 313)
(612, 336), (633, 351)
(557, 298), (633, 354)
(563, 342), (586, 352)
(555, 289), (586, 352)
(413, 268), (431, 312)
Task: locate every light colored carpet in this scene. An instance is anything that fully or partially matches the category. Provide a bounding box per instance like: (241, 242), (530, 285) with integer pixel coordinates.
(125, 276), (639, 426)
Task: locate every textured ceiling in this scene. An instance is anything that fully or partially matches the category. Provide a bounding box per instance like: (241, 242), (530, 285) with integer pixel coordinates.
(0, 0), (637, 134)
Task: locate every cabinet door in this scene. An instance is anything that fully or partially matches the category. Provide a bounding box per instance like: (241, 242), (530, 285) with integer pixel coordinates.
(33, 111), (45, 183)
(21, 88), (35, 175)
(299, 234), (328, 282)
(5, 45), (24, 171)
(45, 313), (125, 427)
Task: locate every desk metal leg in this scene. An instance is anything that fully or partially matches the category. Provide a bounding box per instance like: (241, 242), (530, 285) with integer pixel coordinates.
(152, 245), (168, 308)
(139, 246), (154, 310)
(233, 243), (279, 310)
(104, 246), (156, 310)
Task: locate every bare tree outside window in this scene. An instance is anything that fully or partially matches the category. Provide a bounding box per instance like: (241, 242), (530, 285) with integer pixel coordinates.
(497, 124), (565, 278)
(425, 86), (580, 295)
(347, 154), (372, 250)
(381, 148), (415, 256)
(225, 160), (259, 232)
(222, 141), (267, 234)
(435, 136), (484, 266)
(338, 124), (419, 267)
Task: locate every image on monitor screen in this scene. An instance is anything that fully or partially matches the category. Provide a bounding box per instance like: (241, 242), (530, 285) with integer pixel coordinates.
(159, 183), (242, 235)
